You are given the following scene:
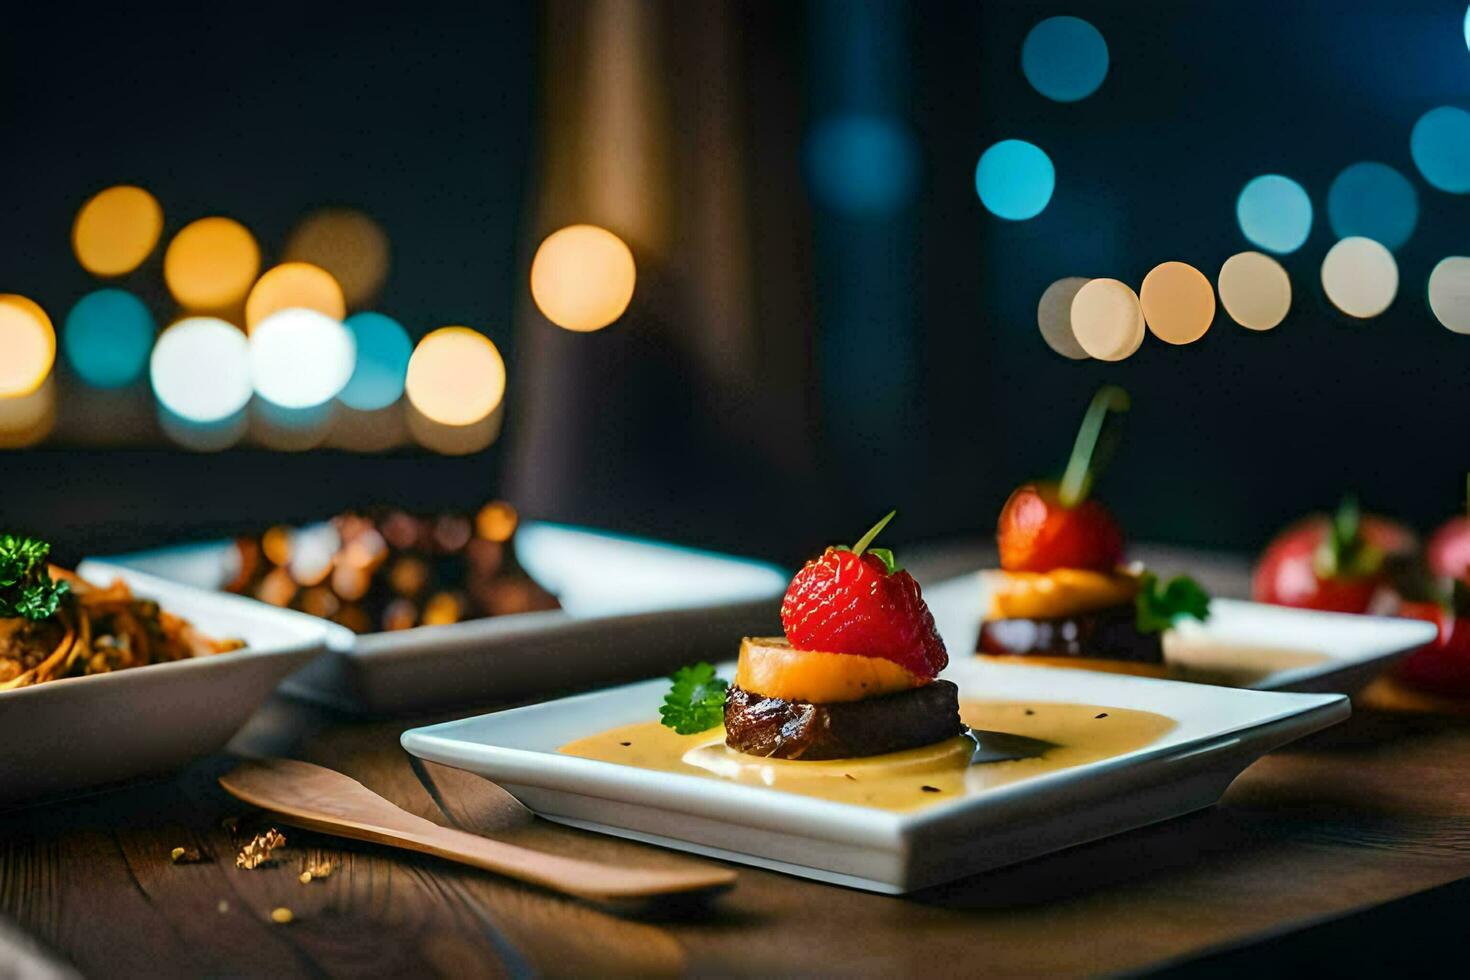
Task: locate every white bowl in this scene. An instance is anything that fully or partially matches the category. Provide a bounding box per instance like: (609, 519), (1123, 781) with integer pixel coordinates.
(0, 562), (343, 805)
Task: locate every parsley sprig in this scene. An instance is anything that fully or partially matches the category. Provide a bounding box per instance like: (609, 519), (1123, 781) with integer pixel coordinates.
(0, 534), (69, 622)
(658, 662), (729, 734)
(1135, 572), (1211, 633)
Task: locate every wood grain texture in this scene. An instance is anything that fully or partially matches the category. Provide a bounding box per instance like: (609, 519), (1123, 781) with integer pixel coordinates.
(1, 545), (1468, 976)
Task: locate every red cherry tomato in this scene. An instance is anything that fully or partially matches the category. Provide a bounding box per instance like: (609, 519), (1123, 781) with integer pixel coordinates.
(1252, 513), (1414, 614)
(997, 483), (1124, 573)
(1395, 600), (1470, 697)
(1426, 516), (1470, 580)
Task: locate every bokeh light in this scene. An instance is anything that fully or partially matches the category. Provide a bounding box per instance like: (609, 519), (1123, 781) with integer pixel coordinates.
(71, 185), (163, 277)
(804, 115), (920, 217)
(245, 262), (346, 332)
(1236, 175), (1312, 253)
(249, 308), (356, 409)
(1021, 16), (1108, 102)
(404, 326), (506, 426)
(1428, 256), (1470, 334)
(1036, 277), (1091, 359)
(1321, 237), (1399, 319)
(1217, 251), (1291, 331)
(164, 217), (261, 310)
(1070, 278), (1145, 361)
(529, 225), (637, 332)
(339, 312), (411, 410)
(283, 208), (390, 307)
(1140, 261), (1215, 345)
(63, 289), (155, 388)
(1411, 106), (1470, 193)
(149, 316), (252, 422)
(975, 140), (1055, 220)
(0, 294), (56, 398)
(1326, 162), (1418, 250)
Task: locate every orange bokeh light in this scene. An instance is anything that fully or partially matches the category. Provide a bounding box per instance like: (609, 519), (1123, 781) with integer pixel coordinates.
(245, 262), (347, 332)
(72, 185), (164, 277)
(529, 225), (636, 332)
(0, 294), (56, 397)
(164, 217), (261, 311)
(404, 326), (506, 426)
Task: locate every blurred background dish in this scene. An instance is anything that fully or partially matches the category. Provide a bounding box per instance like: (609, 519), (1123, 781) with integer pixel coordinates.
(94, 520), (789, 714)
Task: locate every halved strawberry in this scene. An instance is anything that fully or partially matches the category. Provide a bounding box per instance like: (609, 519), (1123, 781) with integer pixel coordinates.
(780, 512), (948, 679)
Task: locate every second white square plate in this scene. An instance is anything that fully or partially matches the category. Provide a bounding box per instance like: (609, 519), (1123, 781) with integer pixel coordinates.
(923, 571), (1438, 694)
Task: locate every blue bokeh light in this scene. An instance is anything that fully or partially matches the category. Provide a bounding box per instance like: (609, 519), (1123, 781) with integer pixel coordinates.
(1326, 162), (1418, 251)
(1411, 106), (1470, 193)
(1021, 16), (1109, 103)
(339, 311), (411, 410)
(1236, 175), (1313, 254)
(804, 115), (919, 217)
(63, 288), (156, 388)
(975, 140), (1055, 220)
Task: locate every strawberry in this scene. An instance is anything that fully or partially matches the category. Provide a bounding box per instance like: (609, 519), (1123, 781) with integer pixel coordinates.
(998, 385), (1130, 573)
(1252, 497), (1414, 614)
(998, 482), (1124, 573)
(780, 512), (948, 679)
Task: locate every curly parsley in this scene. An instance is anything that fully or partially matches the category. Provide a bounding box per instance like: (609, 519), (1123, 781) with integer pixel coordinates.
(0, 534), (69, 621)
(1135, 572), (1211, 633)
(658, 662), (729, 734)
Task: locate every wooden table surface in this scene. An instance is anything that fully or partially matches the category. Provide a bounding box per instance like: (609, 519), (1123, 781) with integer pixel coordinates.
(3, 544), (1469, 978)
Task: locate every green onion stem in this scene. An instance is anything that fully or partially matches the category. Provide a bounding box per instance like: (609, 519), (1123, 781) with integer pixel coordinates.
(1058, 386), (1131, 509)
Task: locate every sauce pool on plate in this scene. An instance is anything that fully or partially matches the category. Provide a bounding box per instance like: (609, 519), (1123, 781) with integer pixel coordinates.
(558, 700), (1176, 812)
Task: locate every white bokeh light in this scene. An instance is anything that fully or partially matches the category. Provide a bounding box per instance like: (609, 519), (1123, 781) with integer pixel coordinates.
(1320, 237), (1398, 319)
(249, 308), (357, 409)
(150, 317), (253, 422)
(1428, 256), (1470, 334)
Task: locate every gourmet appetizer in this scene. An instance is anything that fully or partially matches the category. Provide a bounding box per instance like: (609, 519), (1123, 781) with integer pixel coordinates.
(978, 387), (1209, 675)
(1253, 497), (1414, 614)
(557, 513), (1183, 811)
(224, 501), (558, 633)
(1, 534), (243, 691)
(659, 511), (962, 760)
(725, 512), (960, 759)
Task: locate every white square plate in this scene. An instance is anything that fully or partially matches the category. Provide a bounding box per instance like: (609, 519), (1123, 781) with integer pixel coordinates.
(401, 662), (1347, 893)
(1, 563), (344, 805)
(923, 571), (1438, 694)
(90, 522), (789, 715)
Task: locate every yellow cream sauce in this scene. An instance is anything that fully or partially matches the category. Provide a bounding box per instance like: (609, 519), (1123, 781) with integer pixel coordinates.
(558, 701), (1176, 813)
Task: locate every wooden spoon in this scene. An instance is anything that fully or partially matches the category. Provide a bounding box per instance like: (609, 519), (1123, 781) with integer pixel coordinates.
(220, 758), (736, 901)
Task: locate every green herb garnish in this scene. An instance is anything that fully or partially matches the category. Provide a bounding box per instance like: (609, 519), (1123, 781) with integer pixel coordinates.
(659, 662), (729, 734)
(1135, 572), (1211, 633)
(832, 510), (902, 573)
(0, 534), (69, 621)
(1313, 495), (1383, 580)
